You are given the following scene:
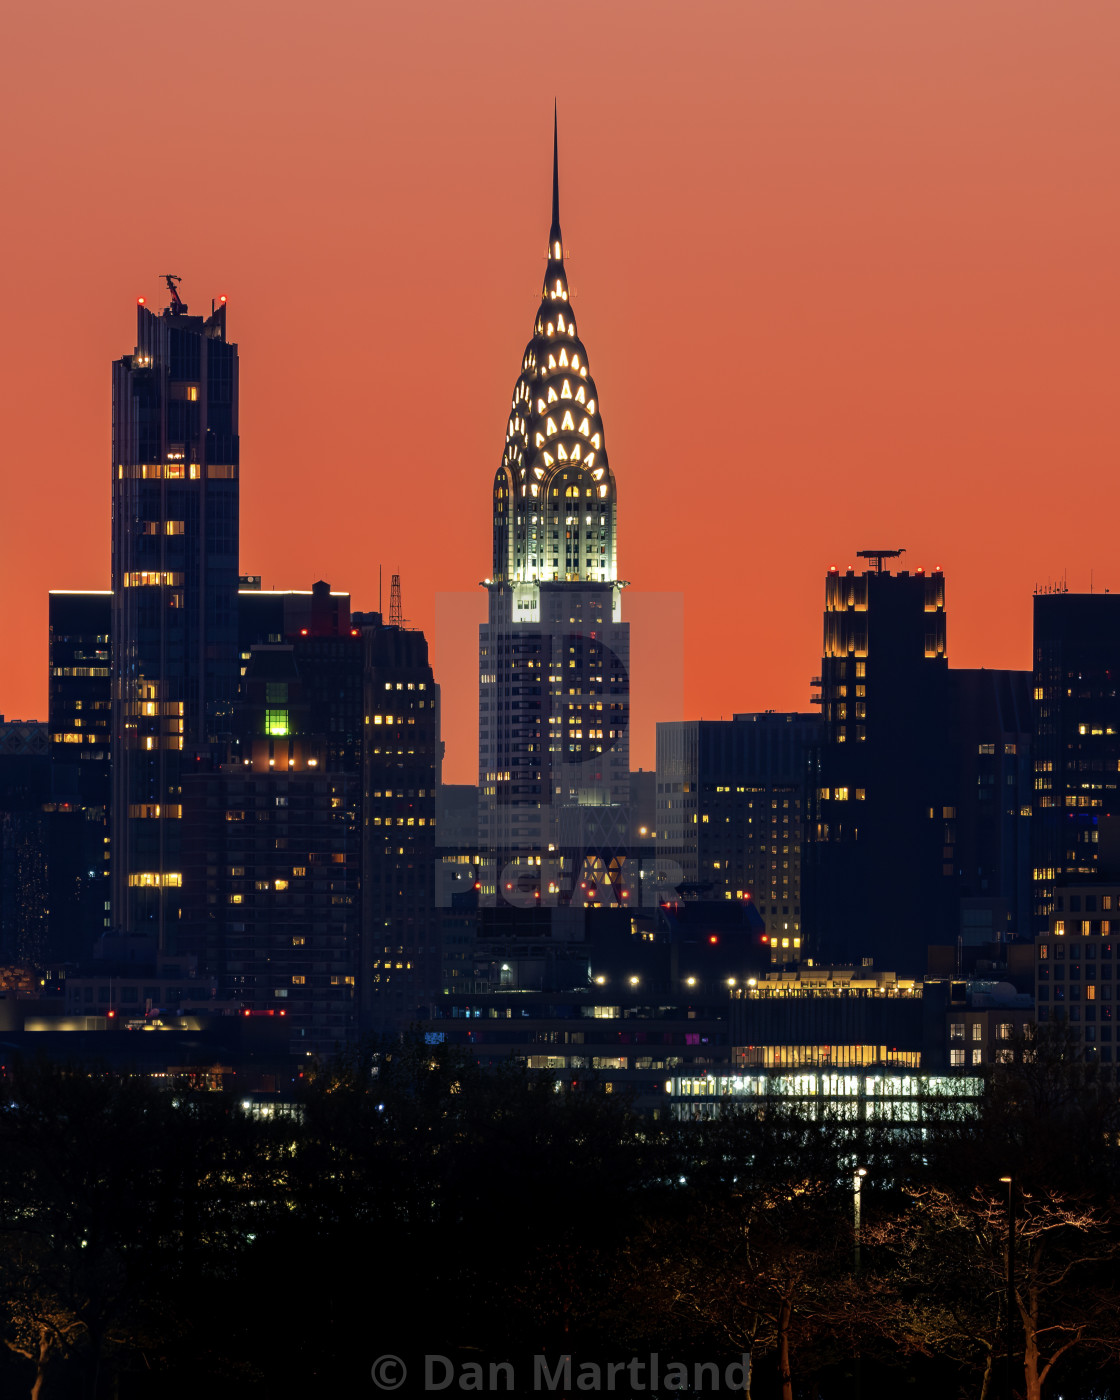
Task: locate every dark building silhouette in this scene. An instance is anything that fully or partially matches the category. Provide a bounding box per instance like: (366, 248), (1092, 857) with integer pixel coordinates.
(47, 590), (112, 956)
(358, 615), (439, 1032)
(479, 115), (629, 900)
(110, 280), (239, 948)
(1032, 592), (1120, 931)
(948, 668), (1033, 944)
(630, 769), (656, 840)
(0, 720), (50, 965)
(181, 637), (361, 1059)
(237, 578), (352, 663)
(806, 555), (954, 973)
(656, 713), (821, 960)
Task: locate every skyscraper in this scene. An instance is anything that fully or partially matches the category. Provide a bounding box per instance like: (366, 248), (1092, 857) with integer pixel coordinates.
(110, 280), (239, 948)
(181, 625), (362, 1057)
(359, 616), (439, 1031)
(479, 116), (629, 902)
(806, 553), (954, 973)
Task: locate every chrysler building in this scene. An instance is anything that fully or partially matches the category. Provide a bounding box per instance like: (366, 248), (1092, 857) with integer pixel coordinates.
(479, 115), (630, 903)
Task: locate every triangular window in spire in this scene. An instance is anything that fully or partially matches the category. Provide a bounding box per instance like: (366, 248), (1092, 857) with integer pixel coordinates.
(547, 387), (558, 403)
(575, 386), (586, 404)
(548, 355), (556, 369)
(578, 419), (590, 437)
(546, 418), (557, 437)
(561, 411), (575, 431)
(561, 381), (572, 399)
(557, 444), (568, 461)
(558, 348), (569, 367)
(587, 399), (596, 414)
(537, 398), (546, 413)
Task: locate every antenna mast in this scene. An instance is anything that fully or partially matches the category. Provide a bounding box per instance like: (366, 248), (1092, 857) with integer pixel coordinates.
(389, 574), (404, 627)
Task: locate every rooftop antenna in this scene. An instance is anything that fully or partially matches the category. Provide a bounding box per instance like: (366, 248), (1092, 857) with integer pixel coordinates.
(389, 574), (404, 627)
(551, 99), (561, 243)
(856, 547), (906, 574)
(160, 274), (185, 314)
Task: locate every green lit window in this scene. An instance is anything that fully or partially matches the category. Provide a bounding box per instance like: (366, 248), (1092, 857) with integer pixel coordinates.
(265, 709), (289, 737)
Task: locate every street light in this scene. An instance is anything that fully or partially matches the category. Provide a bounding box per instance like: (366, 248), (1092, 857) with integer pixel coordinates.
(853, 1167), (867, 1274)
(853, 1168), (868, 1400)
(999, 1175), (1015, 1400)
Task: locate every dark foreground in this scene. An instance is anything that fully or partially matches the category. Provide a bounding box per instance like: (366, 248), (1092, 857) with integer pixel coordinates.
(1, 1032), (1119, 1400)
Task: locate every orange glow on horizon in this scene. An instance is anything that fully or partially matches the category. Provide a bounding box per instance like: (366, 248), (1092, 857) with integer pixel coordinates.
(2, 2), (1119, 783)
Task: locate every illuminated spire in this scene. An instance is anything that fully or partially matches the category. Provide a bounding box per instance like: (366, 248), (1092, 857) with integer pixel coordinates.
(550, 101), (561, 245)
(492, 114), (617, 589)
(543, 104), (568, 304)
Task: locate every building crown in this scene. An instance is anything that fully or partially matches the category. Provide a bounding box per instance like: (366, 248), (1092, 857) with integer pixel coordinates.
(493, 110), (616, 587)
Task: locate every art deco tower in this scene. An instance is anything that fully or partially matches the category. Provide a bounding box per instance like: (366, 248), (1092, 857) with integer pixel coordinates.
(479, 117), (630, 901)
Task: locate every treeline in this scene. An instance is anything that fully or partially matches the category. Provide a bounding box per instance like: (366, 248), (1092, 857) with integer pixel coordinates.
(1, 1030), (1119, 1399)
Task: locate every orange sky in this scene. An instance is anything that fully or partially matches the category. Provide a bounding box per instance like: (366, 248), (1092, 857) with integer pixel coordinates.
(2, 1), (1118, 783)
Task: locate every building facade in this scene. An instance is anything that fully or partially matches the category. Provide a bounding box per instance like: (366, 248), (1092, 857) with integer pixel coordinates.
(47, 590), (113, 956)
(656, 713), (821, 960)
(0, 720), (51, 966)
(1036, 880), (1119, 1079)
(1031, 593), (1120, 933)
(949, 668), (1033, 944)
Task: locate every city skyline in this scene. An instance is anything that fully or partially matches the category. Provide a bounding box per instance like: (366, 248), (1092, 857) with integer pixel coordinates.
(3, 3), (1120, 787)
